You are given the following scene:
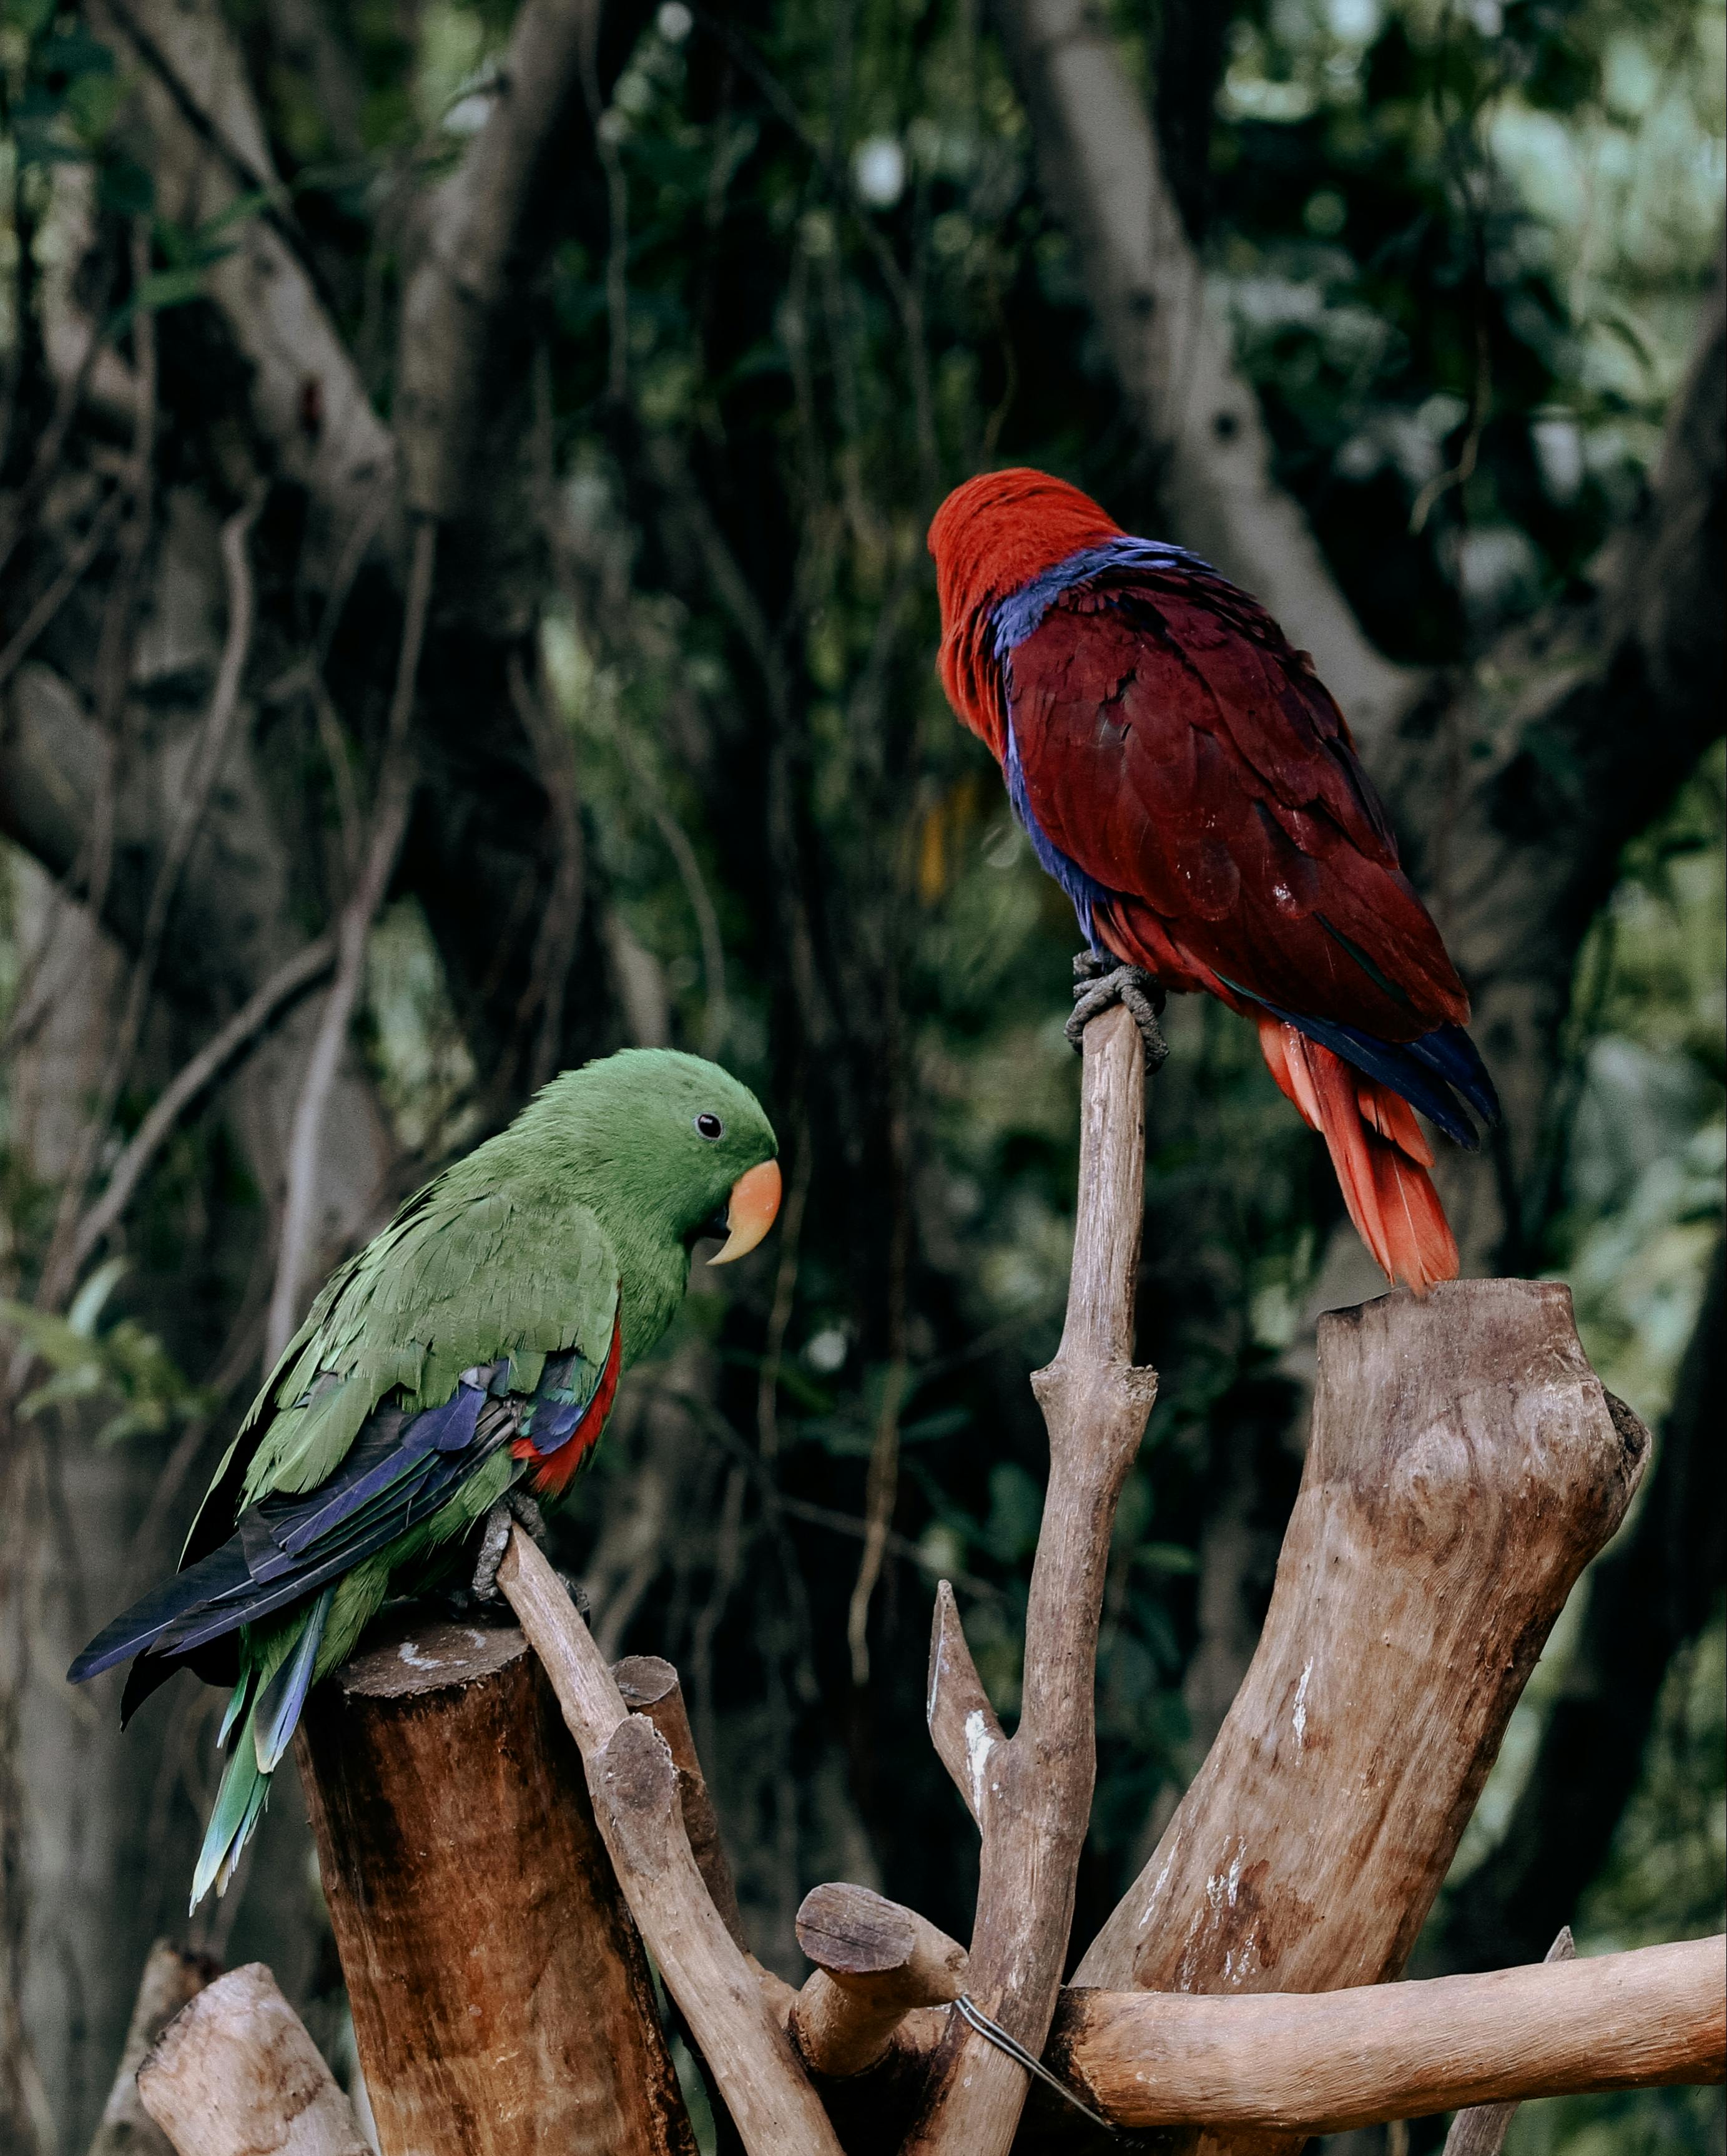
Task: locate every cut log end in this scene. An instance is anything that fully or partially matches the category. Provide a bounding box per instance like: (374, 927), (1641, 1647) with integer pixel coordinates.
(790, 1884), (968, 2080)
(134, 1964), (368, 2156)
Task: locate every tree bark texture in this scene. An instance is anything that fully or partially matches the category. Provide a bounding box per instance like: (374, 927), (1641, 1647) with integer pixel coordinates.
(134, 1963), (368, 2156)
(295, 1604), (697, 2156)
(1440, 1928), (1576, 2156)
(1039, 1934), (1725, 2139)
(1437, 1235), (1727, 1975)
(1073, 1278), (1650, 2155)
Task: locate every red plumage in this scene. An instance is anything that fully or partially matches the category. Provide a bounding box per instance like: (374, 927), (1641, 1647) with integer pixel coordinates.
(928, 469), (1486, 1296)
(512, 1312), (622, 1496)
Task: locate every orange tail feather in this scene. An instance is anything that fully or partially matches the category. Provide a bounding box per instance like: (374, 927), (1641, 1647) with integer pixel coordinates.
(1257, 1019), (1459, 1296)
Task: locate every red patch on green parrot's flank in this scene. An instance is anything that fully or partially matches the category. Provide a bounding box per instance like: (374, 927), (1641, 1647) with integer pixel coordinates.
(514, 1314), (623, 1496)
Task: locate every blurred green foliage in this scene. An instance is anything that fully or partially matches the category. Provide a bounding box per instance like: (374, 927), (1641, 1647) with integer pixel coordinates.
(0, 1257), (209, 1446)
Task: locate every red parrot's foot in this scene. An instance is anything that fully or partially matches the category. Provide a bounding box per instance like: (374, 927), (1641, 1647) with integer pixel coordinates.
(1067, 952), (1169, 1066)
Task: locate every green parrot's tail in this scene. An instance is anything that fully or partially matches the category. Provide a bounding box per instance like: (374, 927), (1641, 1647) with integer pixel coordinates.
(191, 1712), (269, 1911)
(191, 1587), (333, 1910)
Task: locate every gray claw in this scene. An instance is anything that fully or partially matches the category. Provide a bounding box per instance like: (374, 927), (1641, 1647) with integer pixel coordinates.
(470, 1489), (551, 1602)
(1065, 956), (1170, 1069)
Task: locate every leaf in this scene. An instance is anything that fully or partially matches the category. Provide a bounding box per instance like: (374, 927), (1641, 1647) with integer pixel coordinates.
(99, 159), (155, 218)
(68, 1257), (127, 1338)
(1134, 1542), (1200, 1577)
(131, 267), (213, 314)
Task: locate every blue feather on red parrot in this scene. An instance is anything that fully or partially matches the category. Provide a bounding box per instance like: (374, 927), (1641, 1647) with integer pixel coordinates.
(928, 468), (1499, 1296)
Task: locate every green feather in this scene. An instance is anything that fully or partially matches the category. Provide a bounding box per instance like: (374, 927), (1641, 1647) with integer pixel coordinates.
(192, 1710), (266, 1910)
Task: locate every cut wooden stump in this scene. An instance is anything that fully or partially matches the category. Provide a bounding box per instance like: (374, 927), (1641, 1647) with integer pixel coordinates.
(790, 1883), (969, 2078)
(89, 1941), (219, 2156)
(295, 1603), (696, 2156)
(134, 1963), (368, 2156)
(1071, 1276), (1651, 2156)
(1036, 1934), (1725, 2137)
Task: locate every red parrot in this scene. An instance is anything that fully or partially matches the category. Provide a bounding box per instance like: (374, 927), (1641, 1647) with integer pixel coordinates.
(928, 469), (1498, 1295)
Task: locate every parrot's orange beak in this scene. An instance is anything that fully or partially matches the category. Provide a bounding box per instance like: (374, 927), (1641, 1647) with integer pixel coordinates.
(706, 1158), (782, 1265)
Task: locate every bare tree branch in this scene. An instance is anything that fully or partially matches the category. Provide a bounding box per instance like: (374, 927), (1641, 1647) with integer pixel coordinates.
(97, 0), (398, 584)
(496, 1529), (847, 2156)
(907, 1002), (1158, 2154)
(265, 522), (436, 1358)
(39, 494), (264, 1309)
(1442, 1928), (1577, 2156)
(988, 0), (1414, 742)
(1043, 1934), (1723, 2138)
(67, 937), (337, 1282)
(1072, 1284), (1649, 2156)
(1436, 1237), (1726, 1976)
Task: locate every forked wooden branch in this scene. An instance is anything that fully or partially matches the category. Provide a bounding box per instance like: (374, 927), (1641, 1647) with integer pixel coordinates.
(497, 1527), (847, 2156)
(134, 1964), (368, 2156)
(908, 1001), (1157, 2154)
(1038, 1934), (1725, 2137)
(1071, 1276), (1651, 2156)
(296, 1606), (695, 2156)
(790, 1883), (969, 2079)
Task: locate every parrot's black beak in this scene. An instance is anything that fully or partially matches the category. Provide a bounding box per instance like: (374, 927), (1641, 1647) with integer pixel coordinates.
(691, 1203), (731, 1247)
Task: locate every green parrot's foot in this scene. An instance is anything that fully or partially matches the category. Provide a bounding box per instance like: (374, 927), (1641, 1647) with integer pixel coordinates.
(1066, 951), (1169, 1067)
(470, 1490), (549, 1602)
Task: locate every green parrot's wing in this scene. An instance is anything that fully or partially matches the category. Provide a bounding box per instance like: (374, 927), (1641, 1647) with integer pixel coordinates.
(183, 1177), (619, 1563)
(77, 1279), (623, 1695)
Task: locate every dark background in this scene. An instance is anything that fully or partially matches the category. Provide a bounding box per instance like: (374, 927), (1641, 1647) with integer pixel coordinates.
(1, 1), (1721, 2150)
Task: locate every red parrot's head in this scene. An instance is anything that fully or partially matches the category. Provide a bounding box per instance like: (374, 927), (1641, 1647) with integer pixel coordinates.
(927, 469), (1124, 758)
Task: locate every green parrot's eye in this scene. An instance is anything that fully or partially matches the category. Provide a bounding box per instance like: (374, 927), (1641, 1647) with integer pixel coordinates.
(694, 1112), (724, 1140)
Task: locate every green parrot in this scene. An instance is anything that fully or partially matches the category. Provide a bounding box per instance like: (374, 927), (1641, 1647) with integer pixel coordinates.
(69, 1049), (780, 1907)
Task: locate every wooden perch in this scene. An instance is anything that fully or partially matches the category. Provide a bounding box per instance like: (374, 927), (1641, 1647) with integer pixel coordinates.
(614, 1652), (749, 1953)
(908, 1001), (1158, 2154)
(1442, 1926), (1575, 2156)
(1071, 1276), (1651, 2156)
(134, 1963), (368, 2156)
(89, 1941), (218, 2156)
(1038, 1934), (1725, 2136)
(496, 1527), (847, 2156)
(295, 1604), (696, 2156)
(790, 1883), (968, 2078)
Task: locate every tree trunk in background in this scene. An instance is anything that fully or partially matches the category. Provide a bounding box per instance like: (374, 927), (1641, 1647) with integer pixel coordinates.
(1386, 252), (1727, 1276)
(988, 0), (1415, 741)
